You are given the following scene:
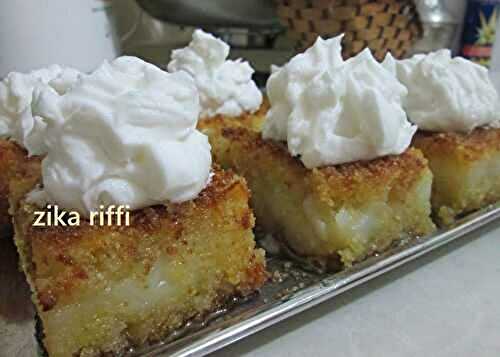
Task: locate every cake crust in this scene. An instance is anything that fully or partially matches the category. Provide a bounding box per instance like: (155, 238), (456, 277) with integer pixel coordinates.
(13, 168), (267, 357)
(222, 127), (429, 207)
(413, 128), (500, 223)
(0, 139), (41, 237)
(214, 127), (435, 266)
(413, 128), (500, 162)
(197, 97), (269, 139)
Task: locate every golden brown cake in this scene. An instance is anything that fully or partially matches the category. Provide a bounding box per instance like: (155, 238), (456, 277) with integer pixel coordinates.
(413, 128), (500, 224)
(210, 127), (435, 267)
(12, 168), (267, 357)
(198, 98), (269, 131)
(198, 99), (269, 163)
(0, 139), (41, 237)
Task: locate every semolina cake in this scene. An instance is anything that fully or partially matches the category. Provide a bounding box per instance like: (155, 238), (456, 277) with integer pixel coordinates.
(197, 96), (269, 134)
(213, 127), (435, 267)
(0, 65), (81, 238)
(168, 29), (264, 129)
(206, 33), (436, 266)
(413, 128), (500, 224)
(383, 50), (500, 224)
(0, 139), (41, 237)
(172, 29), (270, 153)
(13, 168), (267, 357)
(8, 55), (268, 357)
(198, 98), (269, 163)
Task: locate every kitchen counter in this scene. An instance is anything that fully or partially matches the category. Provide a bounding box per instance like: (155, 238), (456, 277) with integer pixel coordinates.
(213, 221), (500, 357)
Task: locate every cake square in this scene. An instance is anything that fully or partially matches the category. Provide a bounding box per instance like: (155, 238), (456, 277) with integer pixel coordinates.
(210, 127), (435, 267)
(198, 99), (268, 131)
(413, 128), (500, 224)
(0, 139), (41, 237)
(12, 168), (267, 357)
(197, 100), (268, 166)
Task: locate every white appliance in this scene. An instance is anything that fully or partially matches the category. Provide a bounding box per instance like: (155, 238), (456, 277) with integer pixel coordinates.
(491, 14), (500, 70)
(490, 14), (500, 92)
(0, 0), (120, 78)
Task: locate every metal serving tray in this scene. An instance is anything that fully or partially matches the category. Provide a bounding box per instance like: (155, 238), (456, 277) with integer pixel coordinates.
(1, 204), (499, 357)
(132, 202), (500, 357)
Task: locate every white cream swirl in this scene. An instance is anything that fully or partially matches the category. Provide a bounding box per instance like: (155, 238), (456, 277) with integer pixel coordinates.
(30, 56), (212, 217)
(263, 35), (344, 141)
(167, 29), (262, 119)
(263, 34), (416, 168)
(0, 65), (81, 155)
(383, 50), (500, 132)
(287, 49), (416, 168)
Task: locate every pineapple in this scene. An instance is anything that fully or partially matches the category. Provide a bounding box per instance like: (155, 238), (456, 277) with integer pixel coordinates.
(476, 7), (498, 46)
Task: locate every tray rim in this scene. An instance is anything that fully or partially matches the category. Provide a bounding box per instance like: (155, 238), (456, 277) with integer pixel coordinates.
(136, 203), (500, 357)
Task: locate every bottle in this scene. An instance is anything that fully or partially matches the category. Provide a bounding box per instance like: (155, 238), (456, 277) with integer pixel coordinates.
(412, 0), (466, 55)
(460, 0), (500, 67)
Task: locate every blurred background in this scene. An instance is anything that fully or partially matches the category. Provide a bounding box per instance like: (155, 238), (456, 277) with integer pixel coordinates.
(1, 0), (499, 87)
(117, 0), (498, 86)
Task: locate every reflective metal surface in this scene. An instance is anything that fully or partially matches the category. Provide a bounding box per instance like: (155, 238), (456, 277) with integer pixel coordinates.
(135, 0), (279, 29)
(132, 202), (500, 357)
(411, 0), (466, 53)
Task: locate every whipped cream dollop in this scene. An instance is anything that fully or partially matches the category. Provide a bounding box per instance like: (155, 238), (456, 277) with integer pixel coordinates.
(264, 35), (416, 168)
(0, 65), (81, 155)
(167, 29), (262, 118)
(383, 50), (500, 132)
(29, 56), (212, 217)
(262, 35), (344, 141)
